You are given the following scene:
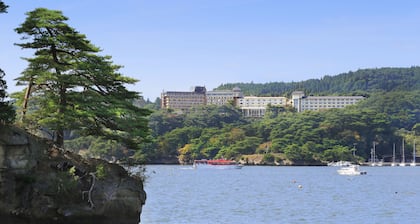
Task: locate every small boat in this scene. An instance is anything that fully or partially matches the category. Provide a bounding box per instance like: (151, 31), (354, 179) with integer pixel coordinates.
(327, 161), (352, 167)
(193, 159), (243, 169)
(337, 165), (367, 176)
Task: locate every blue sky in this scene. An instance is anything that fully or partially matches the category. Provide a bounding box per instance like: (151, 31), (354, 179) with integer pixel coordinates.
(2, 0), (420, 100)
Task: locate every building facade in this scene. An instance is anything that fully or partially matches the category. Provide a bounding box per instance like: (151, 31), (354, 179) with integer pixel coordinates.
(237, 96), (287, 117)
(292, 91), (365, 112)
(161, 86), (206, 112)
(206, 87), (243, 106)
(161, 87), (364, 116)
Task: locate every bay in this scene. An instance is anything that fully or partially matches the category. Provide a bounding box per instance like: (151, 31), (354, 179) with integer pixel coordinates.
(140, 165), (420, 224)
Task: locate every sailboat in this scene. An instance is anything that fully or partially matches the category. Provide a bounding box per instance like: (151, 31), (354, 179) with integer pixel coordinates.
(370, 141), (377, 166)
(391, 143), (396, 167)
(410, 140), (416, 167)
(400, 139), (406, 167)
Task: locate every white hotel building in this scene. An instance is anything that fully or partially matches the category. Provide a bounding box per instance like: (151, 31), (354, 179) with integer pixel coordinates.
(161, 87), (365, 116)
(237, 96), (288, 117)
(292, 91), (365, 112)
(206, 87), (243, 106)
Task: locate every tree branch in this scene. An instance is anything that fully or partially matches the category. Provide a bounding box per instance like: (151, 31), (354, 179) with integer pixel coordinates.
(82, 172), (96, 208)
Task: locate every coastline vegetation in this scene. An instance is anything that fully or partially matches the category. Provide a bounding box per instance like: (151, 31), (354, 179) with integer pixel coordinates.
(65, 69), (419, 165)
(145, 89), (419, 165)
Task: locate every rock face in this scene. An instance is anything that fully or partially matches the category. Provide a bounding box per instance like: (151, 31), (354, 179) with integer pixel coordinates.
(0, 125), (145, 224)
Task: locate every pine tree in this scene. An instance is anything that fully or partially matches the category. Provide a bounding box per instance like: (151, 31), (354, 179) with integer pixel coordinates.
(14, 8), (151, 148)
(0, 1), (8, 13)
(0, 1), (15, 124)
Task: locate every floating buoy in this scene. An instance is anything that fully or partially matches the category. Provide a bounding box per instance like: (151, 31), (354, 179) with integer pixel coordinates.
(298, 184), (303, 189)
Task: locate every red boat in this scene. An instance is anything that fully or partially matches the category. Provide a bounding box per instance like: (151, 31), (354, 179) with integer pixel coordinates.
(193, 159), (243, 169)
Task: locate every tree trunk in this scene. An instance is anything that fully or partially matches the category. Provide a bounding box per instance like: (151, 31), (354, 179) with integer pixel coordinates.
(56, 130), (64, 148)
(55, 84), (66, 148)
(22, 79), (33, 120)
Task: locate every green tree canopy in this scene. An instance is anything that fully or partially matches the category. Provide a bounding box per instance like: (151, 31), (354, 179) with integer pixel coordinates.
(0, 1), (8, 13)
(0, 1), (15, 124)
(0, 69), (15, 124)
(14, 8), (151, 148)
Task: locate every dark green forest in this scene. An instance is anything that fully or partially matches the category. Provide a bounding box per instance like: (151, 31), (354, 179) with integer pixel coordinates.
(215, 67), (420, 97)
(65, 67), (420, 165)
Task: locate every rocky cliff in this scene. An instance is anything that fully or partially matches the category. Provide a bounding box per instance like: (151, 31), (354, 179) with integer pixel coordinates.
(0, 125), (146, 224)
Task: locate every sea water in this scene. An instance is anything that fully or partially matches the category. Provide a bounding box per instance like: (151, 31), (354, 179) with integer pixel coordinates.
(140, 165), (420, 224)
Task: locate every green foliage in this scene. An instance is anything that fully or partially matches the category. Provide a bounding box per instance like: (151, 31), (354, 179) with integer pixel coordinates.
(321, 146), (354, 162)
(215, 67), (420, 96)
(64, 136), (96, 153)
(184, 105), (246, 128)
(0, 1), (7, 13)
(0, 2), (16, 124)
(147, 87), (418, 164)
(283, 144), (313, 162)
(68, 166), (78, 180)
(148, 110), (185, 137)
(64, 66), (419, 164)
(53, 171), (79, 203)
(65, 136), (136, 162)
(95, 164), (106, 179)
(14, 8), (151, 148)
(262, 153), (275, 163)
(0, 69), (15, 124)
(157, 126), (202, 158)
(357, 90), (420, 130)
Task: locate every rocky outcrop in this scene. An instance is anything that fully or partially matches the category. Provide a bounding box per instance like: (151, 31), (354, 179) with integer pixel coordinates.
(0, 125), (145, 224)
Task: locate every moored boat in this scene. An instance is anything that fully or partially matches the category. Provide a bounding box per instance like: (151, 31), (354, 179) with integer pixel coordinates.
(327, 160), (352, 167)
(193, 159), (243, 169)
(337, 165), (367, 176)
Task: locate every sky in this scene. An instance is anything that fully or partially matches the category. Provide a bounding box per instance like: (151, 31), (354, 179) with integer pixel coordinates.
(2, 0), (420, 100)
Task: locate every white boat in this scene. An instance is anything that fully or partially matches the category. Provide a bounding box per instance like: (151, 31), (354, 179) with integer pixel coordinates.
(337, 165), (367, 176)
(193, 159), (243, 169)
(410, 140), (416, 167)
(327, 161), (352, 167)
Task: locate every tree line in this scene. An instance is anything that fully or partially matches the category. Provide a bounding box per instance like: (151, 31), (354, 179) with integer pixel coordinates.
(215, 67), (420, 97)
(136, 89), (419, 165)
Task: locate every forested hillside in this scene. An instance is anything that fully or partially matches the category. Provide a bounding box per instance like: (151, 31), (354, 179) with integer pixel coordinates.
(65, 67), (420, 166)
(215, 67), (420, 96)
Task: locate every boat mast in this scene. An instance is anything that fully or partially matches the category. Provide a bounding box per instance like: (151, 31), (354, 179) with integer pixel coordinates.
(402, 139), (405, 163)
(401, 139), (406, 166)
(412, 139), (416, 166)
(371, 141), (377, 166)
(391, 143), (396, 166)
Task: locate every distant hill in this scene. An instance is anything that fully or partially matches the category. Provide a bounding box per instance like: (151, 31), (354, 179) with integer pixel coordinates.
(214, 67), (420, 96)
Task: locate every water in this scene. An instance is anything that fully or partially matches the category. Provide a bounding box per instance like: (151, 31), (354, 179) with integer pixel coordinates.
(140, 165), (420, 224)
